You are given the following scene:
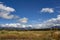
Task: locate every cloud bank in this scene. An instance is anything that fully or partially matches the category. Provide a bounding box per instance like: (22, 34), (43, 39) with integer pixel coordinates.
(0, 23), (32, 28)
(32, 15), (60, 29)
(0, 15), (60, 29)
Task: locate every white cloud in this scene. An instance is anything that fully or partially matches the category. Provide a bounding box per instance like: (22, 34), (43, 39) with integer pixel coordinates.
(0, 23), (21, 28)
(18, 17), (28, 23)
(32, 15), (60, 29)
(0, 4), (19, 19)
(28, 25), (32, 27)
(0, 23), (33, 28)
(41, 8), (54, 13)
(22, 25), (26, 28)
(0, 4), (15, 12)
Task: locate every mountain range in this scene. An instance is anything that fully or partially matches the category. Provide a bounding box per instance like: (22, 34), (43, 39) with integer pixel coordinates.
(0, 26), (60, 31)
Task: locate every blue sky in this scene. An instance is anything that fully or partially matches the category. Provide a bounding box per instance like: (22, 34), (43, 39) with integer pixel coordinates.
(0, 0), (60, 28)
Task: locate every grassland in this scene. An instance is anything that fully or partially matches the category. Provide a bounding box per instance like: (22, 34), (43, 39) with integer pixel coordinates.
(0, 30), (60, 40)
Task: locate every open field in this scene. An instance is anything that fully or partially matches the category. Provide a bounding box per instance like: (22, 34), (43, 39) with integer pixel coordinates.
(0, 30), (60, 40)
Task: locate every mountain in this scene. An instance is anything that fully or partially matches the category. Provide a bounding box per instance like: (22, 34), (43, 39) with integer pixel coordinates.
(51, 26), (60, 28)
(50, 26), (60, 30)
(0, 26), (60, 31)
(0, 26), (33, 31)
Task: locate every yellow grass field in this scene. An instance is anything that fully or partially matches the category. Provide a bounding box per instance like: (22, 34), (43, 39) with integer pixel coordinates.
(0, 30), (60, 40)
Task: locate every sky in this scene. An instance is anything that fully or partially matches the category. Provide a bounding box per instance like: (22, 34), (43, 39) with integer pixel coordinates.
(0, 0), (60, 29)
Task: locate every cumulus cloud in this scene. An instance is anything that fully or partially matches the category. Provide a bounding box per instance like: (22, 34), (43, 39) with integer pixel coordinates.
(41, 8), (54, 13)
(0, 4), (19, 19)
(32, 15), (60, 29)
(18, 17), (28, 23)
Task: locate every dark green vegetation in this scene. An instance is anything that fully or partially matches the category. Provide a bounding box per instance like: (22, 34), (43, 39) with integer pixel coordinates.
(0, 30), (60, 40)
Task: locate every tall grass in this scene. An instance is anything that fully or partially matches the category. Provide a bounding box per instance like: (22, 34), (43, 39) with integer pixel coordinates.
(0, 30), (60, 40)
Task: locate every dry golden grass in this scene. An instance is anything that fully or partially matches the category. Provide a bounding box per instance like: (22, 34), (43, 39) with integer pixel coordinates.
(0, 30), (60, 40)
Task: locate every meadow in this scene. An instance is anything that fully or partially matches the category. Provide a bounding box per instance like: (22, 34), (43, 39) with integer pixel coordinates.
(0, 30), (60, 40)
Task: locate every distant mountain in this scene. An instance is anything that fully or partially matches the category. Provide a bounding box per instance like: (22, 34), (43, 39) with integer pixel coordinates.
(50, 26), (60, 30)
(51, 26), (60, 28)
(0, 26), (33, 31)
(0, 26), (60, 31)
